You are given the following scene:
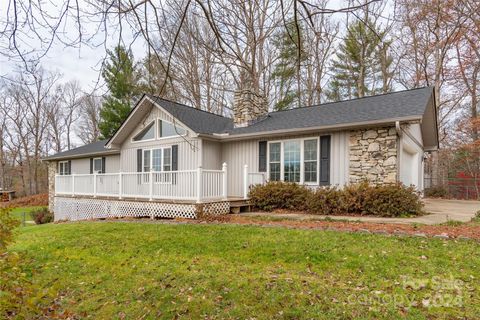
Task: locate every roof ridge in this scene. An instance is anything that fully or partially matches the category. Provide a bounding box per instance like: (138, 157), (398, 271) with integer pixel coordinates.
(150, 95), (232, 120)
(267, 86), (433, 115)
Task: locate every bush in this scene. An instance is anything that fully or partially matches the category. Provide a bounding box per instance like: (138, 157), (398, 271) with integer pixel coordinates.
(30, 207), (54, 225)
(249, 181), (310, 211)
(361, 184), (424, 217)
(306, 186), (345, 215)
(249, 181), (425, 217)
(0, 208), (19, 250)
(424, 186), (449, 198)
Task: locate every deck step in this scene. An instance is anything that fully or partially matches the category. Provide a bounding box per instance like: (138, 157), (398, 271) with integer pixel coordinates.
(229, 200), (251, 214)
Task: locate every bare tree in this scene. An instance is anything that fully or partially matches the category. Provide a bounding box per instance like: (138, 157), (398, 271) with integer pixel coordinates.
(77, 94), (102, 144)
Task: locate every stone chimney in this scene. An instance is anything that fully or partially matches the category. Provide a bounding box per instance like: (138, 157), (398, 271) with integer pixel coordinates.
(233, 87), (268, 128)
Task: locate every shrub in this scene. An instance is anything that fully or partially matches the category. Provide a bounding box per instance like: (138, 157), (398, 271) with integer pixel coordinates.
(362, 184), (424, 217)
(249, 181), (425, 217)
(30, 207), (54, 225)
(306, 186), (345, 215)
(0, 208), (19, 251)
(249, 181), (310, 211)
(424, 186), (449, 198)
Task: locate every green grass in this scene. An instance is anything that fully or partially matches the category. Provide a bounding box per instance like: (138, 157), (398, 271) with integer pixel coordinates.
(9, 206), (45, 224)
(11, 222), (480, 319)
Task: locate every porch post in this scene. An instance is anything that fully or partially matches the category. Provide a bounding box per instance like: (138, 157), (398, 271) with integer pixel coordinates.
(149, 171), (153, 201)
(93, 173), (97, 198)
(243, 164), (249, 200)
(118, 172), (123, 200)
(72, 174), (75, 196)
(222, 162), (228, 200)
(196, 166), (203, 203)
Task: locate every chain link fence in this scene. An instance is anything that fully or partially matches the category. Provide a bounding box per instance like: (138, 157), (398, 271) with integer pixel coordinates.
(424, 176), (480, 200)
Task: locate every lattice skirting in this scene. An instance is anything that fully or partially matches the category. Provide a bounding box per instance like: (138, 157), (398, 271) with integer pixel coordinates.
(54, 197), (230, 222)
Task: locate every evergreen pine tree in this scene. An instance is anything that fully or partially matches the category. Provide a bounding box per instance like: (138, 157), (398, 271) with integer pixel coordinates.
(326, 19), (393, 101)
(99, 46), (141, 138)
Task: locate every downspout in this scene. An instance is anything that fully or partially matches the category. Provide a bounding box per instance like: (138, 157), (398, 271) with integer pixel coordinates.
(395, 121), (402, 183)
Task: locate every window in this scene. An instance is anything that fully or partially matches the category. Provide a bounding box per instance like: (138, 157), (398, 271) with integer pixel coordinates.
(283, 141), (301, 182)
(269, 142), (281, 181)
(267, 137), (321, 184)
(133, 121), (155, 141)
(152, 149), (162, 171)
(93, 158), (103, 173)
(304, 139), (318, 183)
(159, 120), (186, 138)
(59, 161), (69, 175)
(142, 147), (172, 183)
(143, 150), (151, 172)
(163, 148), (171, 171)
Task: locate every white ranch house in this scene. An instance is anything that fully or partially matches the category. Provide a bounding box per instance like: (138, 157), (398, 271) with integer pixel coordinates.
(45, 87), (438, 220)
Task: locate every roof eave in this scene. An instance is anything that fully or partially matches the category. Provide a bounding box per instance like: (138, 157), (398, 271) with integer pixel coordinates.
(41, 150), (120, 161)
(201, 116), (423, 141)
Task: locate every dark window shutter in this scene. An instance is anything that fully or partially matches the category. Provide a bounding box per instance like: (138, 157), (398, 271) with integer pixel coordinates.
(258, 141), (267, 172)
(67, 160), (72, 175)
(171, 145), (178, 171)
(320, 135), (331, 186)
(137, 149), (143, 172)
(89, 158), (93, 174)
(101, 157), (106, 173)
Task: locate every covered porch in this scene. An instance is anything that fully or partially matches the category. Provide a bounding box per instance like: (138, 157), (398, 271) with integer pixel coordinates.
(53, 164), (266, 221)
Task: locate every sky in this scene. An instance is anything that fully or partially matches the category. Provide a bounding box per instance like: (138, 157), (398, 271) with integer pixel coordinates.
(0, 0), (146, 93)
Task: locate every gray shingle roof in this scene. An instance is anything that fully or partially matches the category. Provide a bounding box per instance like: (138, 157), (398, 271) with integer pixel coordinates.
(43, 139), (116, 160)
(148, 95), (233, 134)
(45, 87), (434, 160)
(229, 87), (433, 135)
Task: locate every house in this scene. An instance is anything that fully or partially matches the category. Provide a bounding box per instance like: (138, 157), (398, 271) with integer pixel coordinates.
(44, 87), (438, 221)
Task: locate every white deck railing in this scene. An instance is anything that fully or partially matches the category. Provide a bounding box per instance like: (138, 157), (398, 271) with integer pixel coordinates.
(55, 163), (228, 203)
(243, 166), (267, 199)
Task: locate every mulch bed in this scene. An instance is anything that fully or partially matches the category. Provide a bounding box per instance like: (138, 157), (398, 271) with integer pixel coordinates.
(191, 214), (480, 241)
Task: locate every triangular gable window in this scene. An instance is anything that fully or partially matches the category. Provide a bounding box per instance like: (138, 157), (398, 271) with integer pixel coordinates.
(133, 121), (155, 141)
(159, 120), (186, 138)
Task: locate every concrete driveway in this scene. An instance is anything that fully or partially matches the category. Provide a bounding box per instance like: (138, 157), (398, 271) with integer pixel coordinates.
(419, 198), (480, 224)
(242, 198), (480, 225)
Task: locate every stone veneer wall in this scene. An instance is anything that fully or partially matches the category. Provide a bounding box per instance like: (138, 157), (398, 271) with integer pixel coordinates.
(233, 89), (268, 127)
(349, 127), (398, 184)
(48, 161), (56, 212)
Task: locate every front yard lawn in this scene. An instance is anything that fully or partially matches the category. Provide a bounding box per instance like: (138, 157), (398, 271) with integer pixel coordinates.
(9, 206), (45, 224)
(10, 222), (480, 319)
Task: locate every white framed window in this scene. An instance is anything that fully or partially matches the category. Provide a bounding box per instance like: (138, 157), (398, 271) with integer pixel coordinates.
(93, 157), (103, 173)
(59, 161), (69, 175)
(133, 121), (156, 142)
(158, 120), (186, 139)
(283, 140), (301, 182)
(304, 139), (318, 183)
(269, 142), (281, 181)
(142, 147), (172, 183)
(267, 137), (319, 185)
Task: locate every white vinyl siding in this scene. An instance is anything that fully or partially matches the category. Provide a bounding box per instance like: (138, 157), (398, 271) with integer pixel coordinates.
(221, 131), (349, 197)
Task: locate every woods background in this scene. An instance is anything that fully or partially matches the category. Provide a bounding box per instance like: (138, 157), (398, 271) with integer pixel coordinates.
(0, 0), (478, 198)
